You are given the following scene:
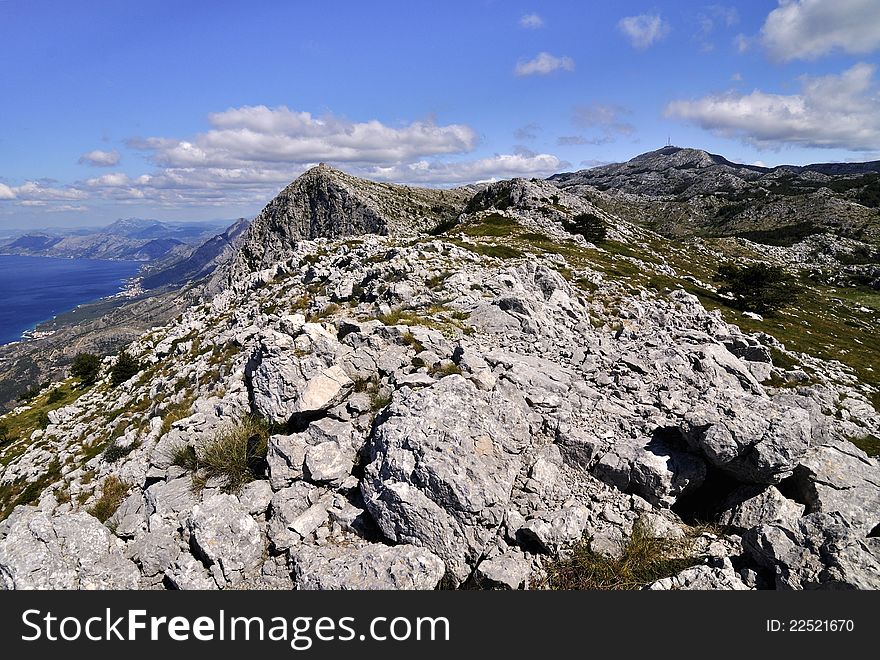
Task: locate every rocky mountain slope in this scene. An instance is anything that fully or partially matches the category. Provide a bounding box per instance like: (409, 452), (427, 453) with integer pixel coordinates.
(552, 146), (880, 246)
(0, 158), (878, 591)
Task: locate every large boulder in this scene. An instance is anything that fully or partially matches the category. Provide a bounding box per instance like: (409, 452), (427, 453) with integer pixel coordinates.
(718, 485), (805, 532)
(743, 512), (880, 590)
(250, 330), (353, 425)
(292, 542), (445, 590)
(0, 507), (140, 589)
(185, 493), (263, 587)
(680, 396), (814, 484)
(787, 439), (880, 536)
(361, 375), (532, 583)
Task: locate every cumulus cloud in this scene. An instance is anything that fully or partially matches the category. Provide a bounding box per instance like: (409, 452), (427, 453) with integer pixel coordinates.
(514, 52), (575, 76)
(519, 13), (544, 29)
(131, 106), (477, 168)
(618, 14), (670, 49)
(366, 153), (568, 185)
(665, 62), (880, 150)
(78, 149), (121, 167)
(761, 0), (880, 61)
(7, 105), (570, 210)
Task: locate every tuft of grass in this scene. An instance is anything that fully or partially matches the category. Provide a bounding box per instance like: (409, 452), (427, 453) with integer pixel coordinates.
(170, 443), (199, 471)
(87, 475), (129, 523)
(544, 519), (696, 590)
(428, 362), (463, 378)
(400, 331), (426, 353)
(103, 437), (140, 463)
(160, 394), (196, 436)
(369, 388), (392, 412)
(196, 416), (269, 493)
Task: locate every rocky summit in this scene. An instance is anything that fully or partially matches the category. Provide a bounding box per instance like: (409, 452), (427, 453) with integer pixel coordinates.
(1, 153), (879, 590)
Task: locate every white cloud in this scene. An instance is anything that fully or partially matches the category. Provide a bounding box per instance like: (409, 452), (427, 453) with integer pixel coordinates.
(131, 106), (477, 168)
(731, 72), (743, 82)
(0, 181), (88, 202)
(367, 153), (568, 185)
(78, 149), (121, 167)
(86, 172), (131, 187)
(618, 14), (670, 49)
(514, 52), (575, 77)
(751, 160), (768, 167)
(734, 33), (752, 52)
(665, 63), (880, 150)
(519, 13), (544, 29)
(761, 0), (880, 61)
(557, 135), (612, 146)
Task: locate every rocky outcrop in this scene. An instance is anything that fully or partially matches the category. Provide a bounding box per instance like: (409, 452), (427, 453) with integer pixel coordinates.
(1, 163), (878, 592)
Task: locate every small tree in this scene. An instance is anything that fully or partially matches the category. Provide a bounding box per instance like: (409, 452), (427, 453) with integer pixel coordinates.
(70, 352), (101, 386)
(0, 421), (10, 444)
(563, 212), (607, 244)
(110, 350), (141, 387)
(714, 261), (801, 314)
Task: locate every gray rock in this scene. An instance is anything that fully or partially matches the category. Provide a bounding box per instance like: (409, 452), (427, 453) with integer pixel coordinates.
(743, 512), (880, 590)
(186, 494), (263, 586)
(238, 480), (274, 516)
(362, 375), (532, 582)
(0, 507), (140, 589)
(718, 485), (805, 532)
(518, 506), (590, 554)
(680, 397), (814, 483)
(304, 442), (354, 484)
(788, 439), (880, 536)
(645, 565), (751, 590)
(292, 542), (445, 590)
(475, 553), (531, 589)
(592, 432), (706, 507)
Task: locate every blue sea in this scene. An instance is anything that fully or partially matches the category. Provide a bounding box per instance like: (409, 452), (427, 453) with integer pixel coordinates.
(0, 255), (141, 345)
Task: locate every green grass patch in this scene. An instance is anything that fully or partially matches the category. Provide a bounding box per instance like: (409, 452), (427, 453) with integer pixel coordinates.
(544, 519), (696, 590)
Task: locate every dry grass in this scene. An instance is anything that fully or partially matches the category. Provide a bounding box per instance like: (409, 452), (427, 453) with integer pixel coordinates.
(194, 416), (268, 493)
(544, 519), (696, 590)
(87, 475), (129, 523)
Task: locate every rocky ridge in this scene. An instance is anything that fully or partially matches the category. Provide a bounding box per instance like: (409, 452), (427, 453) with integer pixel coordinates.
(1, 164), (878, 590)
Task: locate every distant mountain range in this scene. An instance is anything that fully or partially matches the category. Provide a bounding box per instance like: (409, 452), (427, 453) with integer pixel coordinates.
(0, 218), (232, 262)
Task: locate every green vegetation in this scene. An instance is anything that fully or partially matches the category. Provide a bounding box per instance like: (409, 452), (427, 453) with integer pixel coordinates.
(70, 352), (101, 386)
(46, 387), (66, 404)
(544, 519), (696, 590)
(0, 458), (62, 520)
(428, 362), (463, 378)
(87, 475), (129, 523)
(103, 437), (140, 463)
(110, 350), (141, 387)
(160, 394), (196, 436)
(848, 434), (880, 457)
(714, 262), (802, 314)
(562, 212), (607, 243)
(190, 416), (269, 493)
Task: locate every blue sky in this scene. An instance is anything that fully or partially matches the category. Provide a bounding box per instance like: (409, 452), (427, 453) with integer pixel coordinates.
(2, 0), (880, 228)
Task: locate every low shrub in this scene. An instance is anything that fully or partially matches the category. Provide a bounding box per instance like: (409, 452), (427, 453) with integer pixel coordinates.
(196, 417), (269, 493)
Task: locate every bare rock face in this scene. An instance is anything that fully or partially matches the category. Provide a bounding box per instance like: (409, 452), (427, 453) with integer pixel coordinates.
(362, 375), (532, 583)
(718, 486), (805, 533)
(743, 513), (880, 590)
(292, 542), (445, 590)
(0, 507), (140, 589)
(185, 493), (263, 587)
(2, 162), (880, 593)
